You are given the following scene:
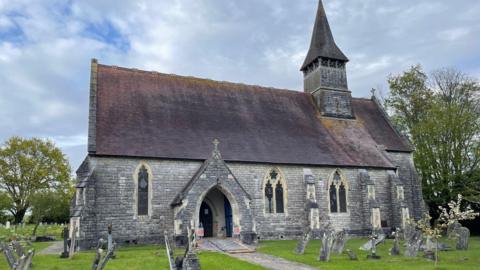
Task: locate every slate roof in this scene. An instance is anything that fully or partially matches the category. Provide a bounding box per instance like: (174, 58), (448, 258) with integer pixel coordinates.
(92, 63), (411, 169)
(300, 0), (349, 71)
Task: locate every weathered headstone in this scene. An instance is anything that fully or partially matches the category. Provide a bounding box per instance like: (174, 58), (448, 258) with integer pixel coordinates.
(456, 227), (470, 250)
(332, 230), (347, 254)
(359, 232), (385, 251)
(164, 231), (177, 270)
(346, 249), (358, 260)
(2, 242), (17, 269)
(319, 230), (334, 262)
(107, 224), (116, 259)
(447, 221), (462, 239)
(60, 227), (69, 258)
(403, 222), (415, 242)
(295, 227), (311, 255)
(22, 250), (35, 270)
(12, 241), (25, 257)
(180, 227), (201, 270)
(69, 227), (78, 258)
(6, 221), (10, 229)
(389, 229), (401, 256)
(366, 233), (381, 260)
(404, 230), (423, 257)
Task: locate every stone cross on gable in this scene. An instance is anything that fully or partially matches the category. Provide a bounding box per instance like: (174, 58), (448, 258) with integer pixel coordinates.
(212, 138), (222, 160)
(371, 88), (376, 98)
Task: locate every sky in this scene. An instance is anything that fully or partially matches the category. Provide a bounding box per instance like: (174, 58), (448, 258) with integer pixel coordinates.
(0, 0), (479, 171)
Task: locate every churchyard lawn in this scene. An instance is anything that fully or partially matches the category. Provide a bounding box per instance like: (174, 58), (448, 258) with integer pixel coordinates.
(257, 237), (480, 270)
(0, 244), (266, 270)
(0, 223), (64, 240)
(1, 237), (479, 269)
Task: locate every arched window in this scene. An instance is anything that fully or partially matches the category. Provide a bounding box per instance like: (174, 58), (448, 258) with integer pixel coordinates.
(329, 170), (348, 213)
(137, 165), (149, 216)
(263, 168), (287, 214)
(134, 163), (152, 217)
(275, 182), (284, 213)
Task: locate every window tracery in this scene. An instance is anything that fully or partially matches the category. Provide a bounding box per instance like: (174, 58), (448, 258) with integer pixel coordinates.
(264, 168), (286, 214)
(329, 170), (348, 213)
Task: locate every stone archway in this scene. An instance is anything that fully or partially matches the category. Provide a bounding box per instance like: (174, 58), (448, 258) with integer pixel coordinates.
(171, 141), (255, 244)
(195, 185), (240, 238)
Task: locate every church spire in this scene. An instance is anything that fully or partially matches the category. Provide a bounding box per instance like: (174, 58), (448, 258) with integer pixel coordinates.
(300, 0), (348, 71)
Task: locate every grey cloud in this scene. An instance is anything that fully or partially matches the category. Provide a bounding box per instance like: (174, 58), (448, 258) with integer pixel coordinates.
(0, 0), (478, 169)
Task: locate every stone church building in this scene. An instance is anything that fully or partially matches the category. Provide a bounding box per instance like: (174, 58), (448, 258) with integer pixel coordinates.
(71, 0), (425, 249)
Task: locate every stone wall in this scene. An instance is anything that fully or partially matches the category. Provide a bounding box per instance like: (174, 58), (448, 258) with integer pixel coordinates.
(74, 154), (423, 249)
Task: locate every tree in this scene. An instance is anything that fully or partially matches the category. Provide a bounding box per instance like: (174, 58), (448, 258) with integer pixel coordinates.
(0, 137), (71, 223)
(386, 66), (480, 217)
(30, 188), (73, 236)
(0, 191), (13, 223)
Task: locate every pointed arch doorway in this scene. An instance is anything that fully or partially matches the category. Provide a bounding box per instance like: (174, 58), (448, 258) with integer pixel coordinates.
(199, 187), (234, 238)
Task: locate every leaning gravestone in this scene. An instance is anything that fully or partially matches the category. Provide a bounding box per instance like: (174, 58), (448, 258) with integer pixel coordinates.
(404, 230), (423, 257)
(295, 227), (311, 255)
(91, 238), (116, 270)
(60, 227), (69, 258)
(360, 232), (385, 251)
(319, 230), (334, 262)
(107, 224), (116, 259)
(366, 233), (381, 260)
(332, 230), (347, 254)
(456, 226), (470, 250)
(164, 231), (177, 270)
(389, 229), (401, 256)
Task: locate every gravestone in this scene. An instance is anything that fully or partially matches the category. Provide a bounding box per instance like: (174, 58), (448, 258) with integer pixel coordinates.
(91, 238), (116, 270)
(346, 249), (358, 260)
(69, 227), (78, 258)
(456, 227), (470, 250)
(12, 241), (25, 257)
(404, 230), (423, 257)
(2, 242), (17, 269)
(60, 227), (69, 258)
(447, 221), (462, 239)
(6, 221), (10, 229)
(403, 222), (415, 242)
(295, 227), (311, 255)
(319, 230), (334, 262)
(332, 230), (347, 254)
(359, 232), (385, 251)
(180, 227), (201, 270)
(164, 231), (177, 270)
(107, 224), (116, 259)
(389, 229), (401, 256)
(366, 233), (381, 260)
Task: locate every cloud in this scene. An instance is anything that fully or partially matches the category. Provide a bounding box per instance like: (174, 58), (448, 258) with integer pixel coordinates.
(0, 0), (478, 169)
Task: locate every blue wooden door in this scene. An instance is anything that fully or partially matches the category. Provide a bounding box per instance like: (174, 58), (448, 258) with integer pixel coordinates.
(224, 196), (233, 237)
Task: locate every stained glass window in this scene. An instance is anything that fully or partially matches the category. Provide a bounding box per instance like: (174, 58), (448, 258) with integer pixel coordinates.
(138, 165), (149, 216)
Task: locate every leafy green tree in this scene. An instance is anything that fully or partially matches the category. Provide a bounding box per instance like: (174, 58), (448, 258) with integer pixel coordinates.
(0, 191), (13, 223)
(30, 188), (73, 236)
(386, 66), (480, 216)
(0, 137), (71, 223)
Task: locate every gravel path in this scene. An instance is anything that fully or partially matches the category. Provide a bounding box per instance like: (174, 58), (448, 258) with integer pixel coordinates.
(231, 252), (320, 270)
(38, 241), (64, 255)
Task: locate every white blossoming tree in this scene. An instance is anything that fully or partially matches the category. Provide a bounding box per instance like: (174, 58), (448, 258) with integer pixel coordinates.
(414, 194), (479, 269)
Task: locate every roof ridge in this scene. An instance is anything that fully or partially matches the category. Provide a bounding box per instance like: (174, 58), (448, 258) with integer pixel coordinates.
(97, 62), (304, 95)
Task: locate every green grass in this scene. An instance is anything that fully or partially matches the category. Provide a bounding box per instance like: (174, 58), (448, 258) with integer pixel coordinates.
(257, 237), (480, 270)
(3, 237), (479, 269)
(0, 224), (64, 241)
(0, 243), (266, 270)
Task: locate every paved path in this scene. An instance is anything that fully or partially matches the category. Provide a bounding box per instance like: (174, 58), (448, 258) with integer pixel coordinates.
(38, 241), (63, 255)
(231, 252), (319, 270)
